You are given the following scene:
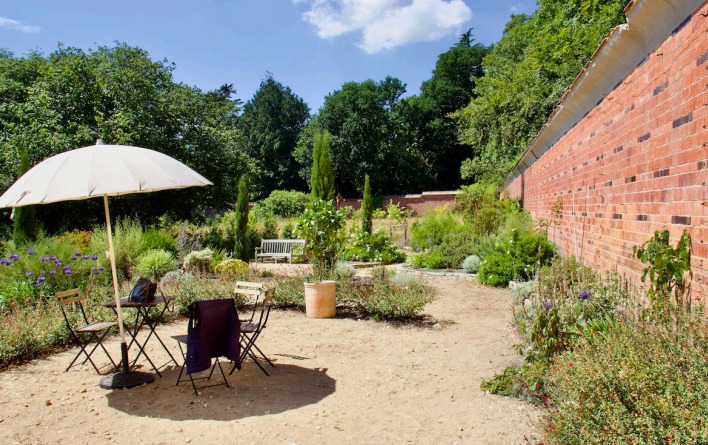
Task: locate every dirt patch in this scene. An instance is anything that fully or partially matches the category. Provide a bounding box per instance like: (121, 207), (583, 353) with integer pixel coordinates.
(0, 273), (540, 444)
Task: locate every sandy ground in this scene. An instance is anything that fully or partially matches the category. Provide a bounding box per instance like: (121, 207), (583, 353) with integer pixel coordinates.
(0, 272), (540, 445)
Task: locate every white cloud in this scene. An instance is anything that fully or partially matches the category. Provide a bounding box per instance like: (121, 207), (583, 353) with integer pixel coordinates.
(0, 17), (41, 33)
(298, 0), (472, 53)
(509, 3), (523, 13)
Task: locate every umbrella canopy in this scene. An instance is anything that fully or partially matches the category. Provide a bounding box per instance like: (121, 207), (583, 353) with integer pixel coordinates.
(0, 142), (212, 388)
(0, 144), (211, 207)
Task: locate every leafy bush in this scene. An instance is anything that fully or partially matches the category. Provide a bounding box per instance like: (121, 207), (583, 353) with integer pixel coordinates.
(409, 206), (461, 250)
(296, 200), (347, 281)
(455, 182), (498, 215)
(341, 229), (406, 264)
(462, 255), (481, 273)
(272, 276), (306, 308)
(545, 318), (708, 445)
(134, 249), (177, 281)
(182, 248), (214, 273)
(159, 270), (247, 315)
(214, 259), (249, 277)
(359, 267), (434, 321)
(281, 221), (296, 239)
(254, 190), (310, 218)
(90, 217), (145, 280)
(478, 252), (516, 286)
(142, 228), (178, 256)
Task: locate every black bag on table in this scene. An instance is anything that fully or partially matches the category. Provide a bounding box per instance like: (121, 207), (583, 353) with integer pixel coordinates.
(129, 277), (157, 303)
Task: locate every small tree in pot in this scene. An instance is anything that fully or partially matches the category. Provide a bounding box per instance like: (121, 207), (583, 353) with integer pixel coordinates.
(296, 199), (347, 317)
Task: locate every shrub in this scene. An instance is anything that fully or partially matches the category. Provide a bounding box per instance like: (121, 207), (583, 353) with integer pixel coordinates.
(182, 248), (214, 273)
(281, 221), (296, 239)
(462, 255), (481, 273)
(340, 229), (406, 264)
(254, 190), (310, 218)
(409, 206), (461, 250)
(415, 229), (477, 269)
(214, 259), (249, 277)
(478, 252), (515, 287)
(90, 217), (145, 280)
(455, 182), (498, 215)
(545, 318), (708, 445)
(359, 267), (434, 321)
(272, 276), (306, 308)
(159, 270), (247, 315)
(234, 176), (250, 262)
(142, 228), (178, 256)
(134, 249), (177, 281)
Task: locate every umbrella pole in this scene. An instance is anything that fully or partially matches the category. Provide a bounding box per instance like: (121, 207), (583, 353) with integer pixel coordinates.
(103, 196), (129, 373)
(99, 196), (154, 389)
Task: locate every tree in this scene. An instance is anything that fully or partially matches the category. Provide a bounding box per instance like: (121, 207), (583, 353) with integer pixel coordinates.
(233, 176), (249, 262)
(238, 75), (310, 198)
(455, 0), (626, 184)
(310, 130), (335, 201)
(12, 150), (38, 245)
(0, 43), (251, 232)
(361, 174), (373, 234)
(396, 30), (488, 190)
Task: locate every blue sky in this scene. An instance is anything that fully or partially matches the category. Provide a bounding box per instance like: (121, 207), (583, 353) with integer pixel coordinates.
(1, 0), (537, 112)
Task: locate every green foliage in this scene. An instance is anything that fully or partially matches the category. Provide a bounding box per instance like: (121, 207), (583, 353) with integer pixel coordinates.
(358, 268), (434, 321)
(478, 229), (555, 286)
(462, 255), (481, 273)
(134, 249), (176, 281)
(159, 270), (248, 315)
(271, 276), (306, 308)
(545, 318), (708, 444)
(238, 74), (310, 198)
(633, 229), (693, 315)
(455, 182), (498, 215)
(12, 151), (38, 245)
(385, 202), (412, 224)
(341, 229), (406, 264)
(142, 227), (178, 256)
(477, 252), (516, 286)
(254, 190), (310, 218)
(182, 248), (214, 273)
(281, 221), (296, 239)
(233, 176), (250, 262)
(295, 200), (346, 281)
(361, 174), (373, 234)
(310, 130), (335, 201)
(214, 258), (249, 277)
(409, 206), (461, 250)
(414, 229), (478, 270)
(90, 217), (145, 280)
(455, 0), (626, 184)
(0, 44), (249, 232)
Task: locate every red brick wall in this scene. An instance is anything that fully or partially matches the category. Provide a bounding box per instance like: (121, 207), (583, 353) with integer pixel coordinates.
(336, 191), (459, 215)
(507, 4), (707, 301)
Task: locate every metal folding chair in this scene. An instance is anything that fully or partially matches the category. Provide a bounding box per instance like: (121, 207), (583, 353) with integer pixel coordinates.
(172, 299), (241, 395)
(231, 287), (276, 376)
(55, 289), (117, 373)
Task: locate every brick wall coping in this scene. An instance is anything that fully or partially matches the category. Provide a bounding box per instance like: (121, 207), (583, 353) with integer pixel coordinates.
(503, 0), (705, 189)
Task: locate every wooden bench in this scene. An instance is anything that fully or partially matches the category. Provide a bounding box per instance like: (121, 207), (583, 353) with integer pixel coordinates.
(254, 239), (305, 264)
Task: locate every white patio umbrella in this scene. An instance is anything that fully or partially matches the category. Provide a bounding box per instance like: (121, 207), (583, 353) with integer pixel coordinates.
(0, 141), (212, 388)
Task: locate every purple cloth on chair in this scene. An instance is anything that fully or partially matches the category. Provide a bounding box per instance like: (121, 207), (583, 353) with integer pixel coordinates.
(186, 299), (241, 374)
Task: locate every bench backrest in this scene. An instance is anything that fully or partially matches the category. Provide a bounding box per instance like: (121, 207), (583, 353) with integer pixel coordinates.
(260, 239), (305, 254)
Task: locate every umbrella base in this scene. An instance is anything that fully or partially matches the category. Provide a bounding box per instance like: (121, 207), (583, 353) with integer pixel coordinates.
(99, 371), (154, 389)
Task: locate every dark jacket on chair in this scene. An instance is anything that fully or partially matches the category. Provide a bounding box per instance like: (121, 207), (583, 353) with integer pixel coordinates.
(186, 299), (241, 374)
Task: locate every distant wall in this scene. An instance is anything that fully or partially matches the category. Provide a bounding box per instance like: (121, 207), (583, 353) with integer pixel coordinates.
(505, 1), (707, 300)
(336, 191), (459, 215)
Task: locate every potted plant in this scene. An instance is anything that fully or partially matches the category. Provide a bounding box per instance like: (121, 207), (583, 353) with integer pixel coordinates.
(296, 199), (347, 318)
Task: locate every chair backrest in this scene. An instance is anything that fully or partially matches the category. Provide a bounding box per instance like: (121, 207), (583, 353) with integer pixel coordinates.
(253, 287), (275, 330)
(235, 281), (265, 323)
(55, 288), (89, 327)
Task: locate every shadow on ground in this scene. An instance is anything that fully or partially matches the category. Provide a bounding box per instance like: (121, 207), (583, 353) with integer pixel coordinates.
(106, 362), (335, 421)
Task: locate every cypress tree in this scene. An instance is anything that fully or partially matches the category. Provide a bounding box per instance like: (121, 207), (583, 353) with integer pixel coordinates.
(361, 174), (372, 234)
(12, 151), (38, 245)
(233, 176), (250, 262)
(311, 130), (335, 201)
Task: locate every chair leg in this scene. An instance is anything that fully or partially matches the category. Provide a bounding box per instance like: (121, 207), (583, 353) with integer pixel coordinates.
(250, 342), (276, 368)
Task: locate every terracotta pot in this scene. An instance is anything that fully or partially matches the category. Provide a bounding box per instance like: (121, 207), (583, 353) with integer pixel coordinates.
(304, 280), (336, 318)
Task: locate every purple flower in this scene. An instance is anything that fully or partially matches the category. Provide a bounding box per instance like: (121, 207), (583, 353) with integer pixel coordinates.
(98, 266), (104, 272)
(39, 270), (45, 275)
(64, 269), (73, 275)
(27, 249), (35, 255)
(48, 255), (56, 261)
(91, 255), (98, 261)
(579, 290), (592, 300)
(62, 265), (71, 270)
(49, 270), (56, 276)
(70, 256), (77, 261)
(0, 258), (10, 266)
(36, 276), (45, 284)
(92, 269), (100, 275)
(9, 254), (19, 261)
(39, 256), (48, 262)
(82, 255), (90, 260)
(74, 251), (81, 256)
(25, 271), (33, 277)
(542, 300), (552, 312)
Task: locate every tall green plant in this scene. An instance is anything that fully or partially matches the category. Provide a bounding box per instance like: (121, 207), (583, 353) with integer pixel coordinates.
(233, 176), (250, 262)
(12, 151), (38, 245)
(361, 174), (373, 234)
(296, 200), (346, 282)
(311, 130), (335, 201)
